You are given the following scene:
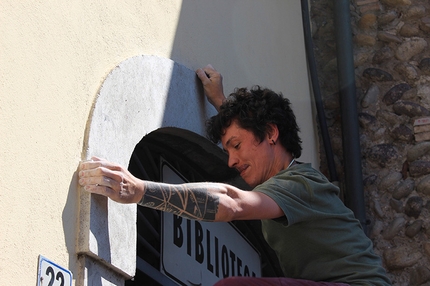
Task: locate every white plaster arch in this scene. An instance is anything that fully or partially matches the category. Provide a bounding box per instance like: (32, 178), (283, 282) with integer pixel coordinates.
(76, 55), (216, 284)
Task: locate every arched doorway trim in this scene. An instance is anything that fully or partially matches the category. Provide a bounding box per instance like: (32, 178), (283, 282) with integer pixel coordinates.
(76, 55), (216, 283)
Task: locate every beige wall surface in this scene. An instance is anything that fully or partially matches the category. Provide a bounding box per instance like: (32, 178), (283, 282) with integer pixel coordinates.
(0, 0), (316, 285)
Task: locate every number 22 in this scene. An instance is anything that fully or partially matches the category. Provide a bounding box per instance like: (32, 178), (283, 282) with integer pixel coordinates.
(45, 266), (64, 286)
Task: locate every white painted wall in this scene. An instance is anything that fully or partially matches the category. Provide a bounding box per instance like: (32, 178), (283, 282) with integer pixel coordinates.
(0, 1), (317, 285)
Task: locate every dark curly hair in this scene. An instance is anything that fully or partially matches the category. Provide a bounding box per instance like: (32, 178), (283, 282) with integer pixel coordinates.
(206, 86), (302, 158)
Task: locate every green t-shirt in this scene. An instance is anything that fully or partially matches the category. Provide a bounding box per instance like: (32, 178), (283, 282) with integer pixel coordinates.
(253, 163), (391, 286)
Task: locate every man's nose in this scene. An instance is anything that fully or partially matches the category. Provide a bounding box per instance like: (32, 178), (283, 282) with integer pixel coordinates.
(228, 155), (238, 168)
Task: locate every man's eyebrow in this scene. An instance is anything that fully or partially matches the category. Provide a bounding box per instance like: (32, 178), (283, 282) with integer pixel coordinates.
(225, 136), (236, 148)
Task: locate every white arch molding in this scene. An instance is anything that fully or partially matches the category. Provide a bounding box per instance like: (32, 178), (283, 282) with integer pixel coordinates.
(76, 55), (216, 285)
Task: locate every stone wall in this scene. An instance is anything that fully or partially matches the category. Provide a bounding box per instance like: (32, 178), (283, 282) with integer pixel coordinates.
(310, 0), (430, 285)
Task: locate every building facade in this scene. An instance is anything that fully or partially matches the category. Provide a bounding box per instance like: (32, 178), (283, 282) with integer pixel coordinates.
(1, 1), (318, 285)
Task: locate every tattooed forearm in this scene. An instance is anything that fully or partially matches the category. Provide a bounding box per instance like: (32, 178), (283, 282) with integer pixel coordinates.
(138, 181), (220, 221)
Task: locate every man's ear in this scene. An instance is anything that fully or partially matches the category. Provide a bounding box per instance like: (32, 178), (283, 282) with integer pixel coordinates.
(267, 123), (279, 143)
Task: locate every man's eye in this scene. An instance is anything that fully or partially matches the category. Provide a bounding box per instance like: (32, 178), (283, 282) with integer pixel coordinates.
(234, 143), (240, 149)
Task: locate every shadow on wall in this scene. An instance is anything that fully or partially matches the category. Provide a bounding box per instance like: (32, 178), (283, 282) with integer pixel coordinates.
(168, 0), (236, 70)
(62, 171), (83, 280)
(167, 1), (305, 92)
(161, 0), (237, 139)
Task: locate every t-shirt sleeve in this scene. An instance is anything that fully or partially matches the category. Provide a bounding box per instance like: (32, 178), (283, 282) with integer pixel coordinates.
(253, 168), (340, 226)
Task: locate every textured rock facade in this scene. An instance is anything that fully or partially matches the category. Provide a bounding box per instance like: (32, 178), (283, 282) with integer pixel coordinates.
(310, 0), (430, 285)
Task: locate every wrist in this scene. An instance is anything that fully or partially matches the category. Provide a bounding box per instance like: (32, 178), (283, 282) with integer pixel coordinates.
(136, 180), (147, 205)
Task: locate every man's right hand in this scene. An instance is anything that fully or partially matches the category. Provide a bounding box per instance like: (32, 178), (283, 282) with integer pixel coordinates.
(196, 64), (226, 112)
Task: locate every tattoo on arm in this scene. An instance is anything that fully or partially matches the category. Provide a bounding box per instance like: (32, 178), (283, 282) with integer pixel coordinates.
(138, 182), (220, 221)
